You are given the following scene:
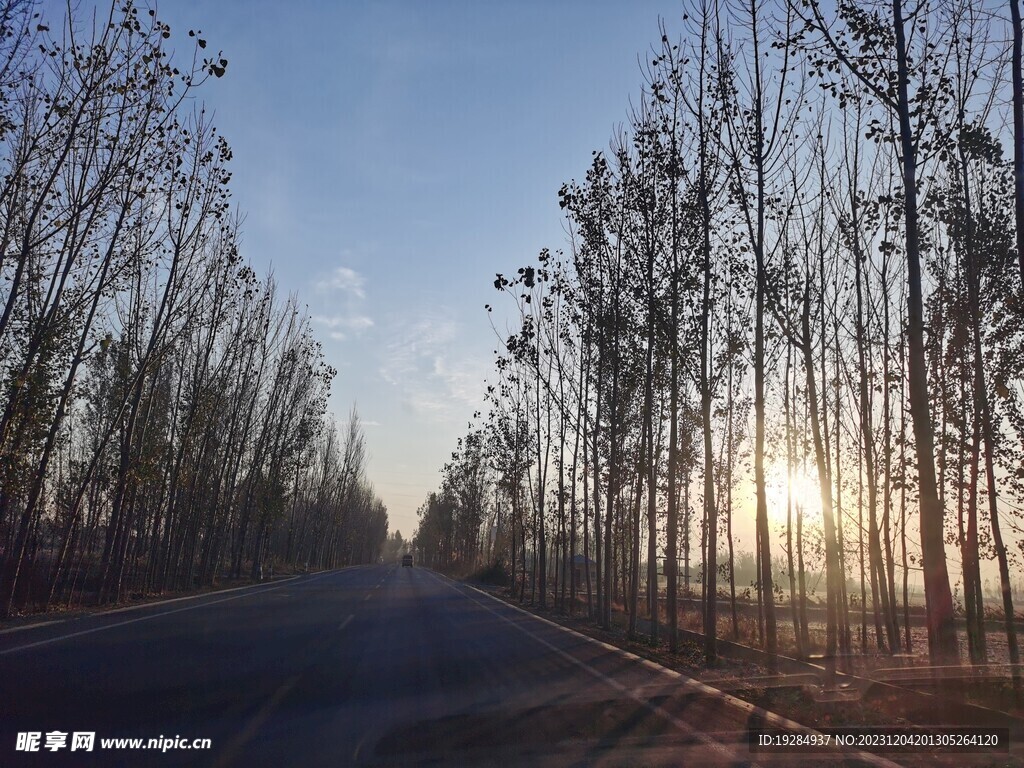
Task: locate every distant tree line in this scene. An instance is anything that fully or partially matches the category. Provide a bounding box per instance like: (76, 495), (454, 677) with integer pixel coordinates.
(414, 428), (490, 572)
(380, 529), (409, 563)
(419, 0), (1024, 674)
(0, 1), (386, 617)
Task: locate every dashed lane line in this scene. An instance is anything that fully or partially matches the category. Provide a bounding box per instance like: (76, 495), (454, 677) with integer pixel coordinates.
(211, 671), (304, 768)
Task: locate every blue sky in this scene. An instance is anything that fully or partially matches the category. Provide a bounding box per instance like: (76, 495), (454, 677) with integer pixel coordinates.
(143, 0), (688, 538)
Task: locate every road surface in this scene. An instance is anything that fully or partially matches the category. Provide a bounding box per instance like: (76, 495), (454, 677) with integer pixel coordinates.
(0, 565), (902, 766)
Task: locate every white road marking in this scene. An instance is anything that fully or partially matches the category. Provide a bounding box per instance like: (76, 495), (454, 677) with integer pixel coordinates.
(431, 571), (902, 768)
(432, 575), (743, 764)
(0, 571), (339, 656)
(211, 671), (304, 768)
(351, 730), (371, 762)
(96, 576), (301, 616)
(0, 620), (63, 635)
(338, 615), (353, 631)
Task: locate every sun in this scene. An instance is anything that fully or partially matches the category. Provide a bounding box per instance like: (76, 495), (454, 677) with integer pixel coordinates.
(764, 465), (820, 525)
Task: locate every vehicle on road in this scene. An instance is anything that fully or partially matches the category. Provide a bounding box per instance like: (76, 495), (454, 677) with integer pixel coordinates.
(402, 554), (413, 567)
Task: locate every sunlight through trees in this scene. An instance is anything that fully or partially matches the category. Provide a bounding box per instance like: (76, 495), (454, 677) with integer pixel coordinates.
(419, 0), (1024, 673)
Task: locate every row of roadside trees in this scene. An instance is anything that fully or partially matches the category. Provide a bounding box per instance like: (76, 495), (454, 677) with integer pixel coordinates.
(419, 0), (1024, 673)
(0, 1), (387, 618)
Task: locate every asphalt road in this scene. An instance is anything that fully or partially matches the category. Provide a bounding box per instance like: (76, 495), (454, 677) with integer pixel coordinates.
(0, 565), (904, 767)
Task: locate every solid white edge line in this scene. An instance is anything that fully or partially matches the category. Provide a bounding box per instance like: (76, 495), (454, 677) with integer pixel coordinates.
(0, 570), (341, 656)
(0, 575), (304, 637)
(97, 576), (301, 616)
(431, 571), (901, 768)
(444, 578), (744, 763)
(0, 619), (63, 636)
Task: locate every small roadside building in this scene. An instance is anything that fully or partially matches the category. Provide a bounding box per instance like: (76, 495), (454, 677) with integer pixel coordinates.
(571, 554), (598, 593)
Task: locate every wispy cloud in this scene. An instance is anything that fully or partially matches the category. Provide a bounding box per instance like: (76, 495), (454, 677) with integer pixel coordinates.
(313, 314), (374, 340)
(315, 266), (367, 298)
(310, 265), (372, 341)
(378, 309), (487, 422)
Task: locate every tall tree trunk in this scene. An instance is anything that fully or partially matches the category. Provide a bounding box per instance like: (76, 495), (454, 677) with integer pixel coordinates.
(666, 271), (680, 653)
(603, 303), (619, 630)
(785, 349), (802, 658)
(853, 220), (892, 653)
(881, 251), (901, 651)
(801, 293), (843, 661)
(891, 0), (958, 665)
(1011, 0), (1024, 292)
